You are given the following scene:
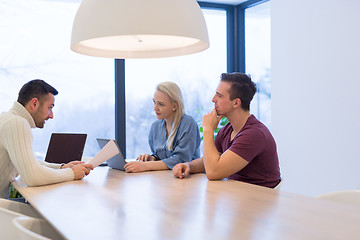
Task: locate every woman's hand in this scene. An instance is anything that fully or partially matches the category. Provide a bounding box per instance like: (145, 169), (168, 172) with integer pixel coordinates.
(136, 154), (156, 162)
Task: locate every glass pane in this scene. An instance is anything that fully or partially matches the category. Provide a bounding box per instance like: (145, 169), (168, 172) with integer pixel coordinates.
(245, 1), (271, 128)
(125, 9), (227, 158)
(0, 0), (114, 159)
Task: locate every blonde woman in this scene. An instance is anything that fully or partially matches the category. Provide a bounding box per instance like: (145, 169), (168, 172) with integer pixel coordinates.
(124, 82), (201, 173)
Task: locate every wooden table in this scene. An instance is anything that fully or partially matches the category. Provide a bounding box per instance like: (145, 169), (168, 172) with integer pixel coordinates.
(12, 167), (360, 240)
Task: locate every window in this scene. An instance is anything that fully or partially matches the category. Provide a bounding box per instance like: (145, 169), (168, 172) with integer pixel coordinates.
(125, 9), (227, 158)
(0, 0), (114, 158)
(245, 1), (271, 128)
(1, 0), (270, 161)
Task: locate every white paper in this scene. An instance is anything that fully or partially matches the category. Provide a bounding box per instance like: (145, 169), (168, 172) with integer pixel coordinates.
(86, 140), (119, 168)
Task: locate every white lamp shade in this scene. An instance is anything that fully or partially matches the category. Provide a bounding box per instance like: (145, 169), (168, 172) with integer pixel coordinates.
(71, 0), (210, 58)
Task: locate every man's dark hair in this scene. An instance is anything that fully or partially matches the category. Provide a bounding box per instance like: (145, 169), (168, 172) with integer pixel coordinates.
(220, 72), (257, 111)
(17, 79), (58, 106)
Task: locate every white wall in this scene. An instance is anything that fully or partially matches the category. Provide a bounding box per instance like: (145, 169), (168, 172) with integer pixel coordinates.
(272, 0), (360, 196)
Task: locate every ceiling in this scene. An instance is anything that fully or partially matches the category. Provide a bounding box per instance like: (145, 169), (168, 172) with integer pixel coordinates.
(198, 0), (248, 5)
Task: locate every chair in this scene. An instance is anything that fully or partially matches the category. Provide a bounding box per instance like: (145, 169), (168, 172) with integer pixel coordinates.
(0, 207), (24, 240)
(13, 216), (65, 240)
(0, 198), (42, 218)
(316, 190), (360, 207)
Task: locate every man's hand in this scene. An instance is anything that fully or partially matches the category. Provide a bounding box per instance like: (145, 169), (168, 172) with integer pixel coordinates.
(172, 163), (190, 179)
(136, 154), (156, 162)
(202, 108), (222, 132)
(124, 161), (148, 173)
(60, 161), (84, 169)
(71, 163), (94, 180)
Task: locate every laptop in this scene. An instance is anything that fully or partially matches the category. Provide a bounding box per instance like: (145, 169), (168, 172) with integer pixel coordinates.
(44, 133), (87, 164)
(96, 138), (127, 171)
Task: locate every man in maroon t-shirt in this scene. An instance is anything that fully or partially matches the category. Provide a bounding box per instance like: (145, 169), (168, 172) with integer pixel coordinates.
(172, 73), (281, 188)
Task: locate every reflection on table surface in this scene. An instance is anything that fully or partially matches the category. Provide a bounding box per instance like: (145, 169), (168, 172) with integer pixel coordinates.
(12, 166), (360, 240)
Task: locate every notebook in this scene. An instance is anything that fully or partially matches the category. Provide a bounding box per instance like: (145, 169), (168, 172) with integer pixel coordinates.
(44, 133), (87, 164)
(96, 138), (129, 171)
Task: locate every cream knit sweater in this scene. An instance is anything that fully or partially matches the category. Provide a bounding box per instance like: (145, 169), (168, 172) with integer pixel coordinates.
(0, 102), (74, 198)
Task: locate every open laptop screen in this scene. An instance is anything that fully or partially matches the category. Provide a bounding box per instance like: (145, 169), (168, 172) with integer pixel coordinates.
(44, 133), (87, 164)
(96, 138), (126, 171)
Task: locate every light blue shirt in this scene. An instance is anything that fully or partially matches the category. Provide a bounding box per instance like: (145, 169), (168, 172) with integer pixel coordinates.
(149, 114), (201, 169)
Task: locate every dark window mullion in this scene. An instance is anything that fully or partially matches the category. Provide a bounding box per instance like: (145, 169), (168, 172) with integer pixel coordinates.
(115, 59), (126, 158)
(236, 5), (245, 73)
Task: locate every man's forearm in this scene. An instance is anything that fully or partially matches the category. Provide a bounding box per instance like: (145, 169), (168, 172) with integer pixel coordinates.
(202, 130), (221, 175)
(188, 158), (205, 173)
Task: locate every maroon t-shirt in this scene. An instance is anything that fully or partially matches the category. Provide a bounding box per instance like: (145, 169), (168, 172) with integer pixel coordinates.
(215, 115), (280, 188)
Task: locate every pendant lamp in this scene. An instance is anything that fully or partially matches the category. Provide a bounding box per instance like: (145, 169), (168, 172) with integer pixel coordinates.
(71, 0), (209, 58)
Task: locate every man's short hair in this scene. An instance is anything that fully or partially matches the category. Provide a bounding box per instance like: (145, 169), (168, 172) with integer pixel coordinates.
(17, 79), (58, 106)
(220, 72), (257, 111)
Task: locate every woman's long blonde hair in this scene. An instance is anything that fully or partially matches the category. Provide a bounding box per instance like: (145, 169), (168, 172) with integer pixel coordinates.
(156, 82), (184, 151)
